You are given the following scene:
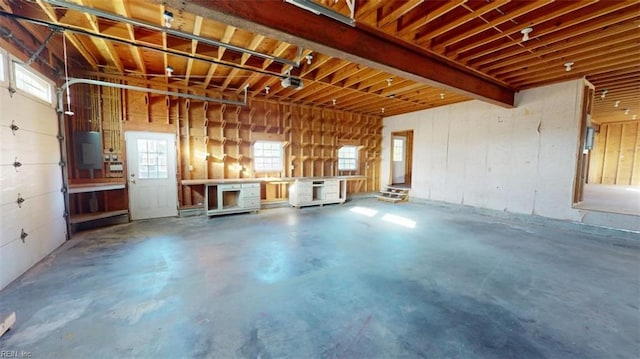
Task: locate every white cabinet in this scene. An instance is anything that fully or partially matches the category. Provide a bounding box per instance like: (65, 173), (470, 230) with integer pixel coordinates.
(289, 177), (347, 208)
(205, 181), (261, 216)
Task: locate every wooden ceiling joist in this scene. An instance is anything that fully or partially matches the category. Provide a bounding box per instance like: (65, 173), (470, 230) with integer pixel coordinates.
(451, 1), (596, 58)
(170, 0), (515, 108)
(431, 0), (552, 53)
(396, 0), (466, 38)
(415, 0), (511, 46)
(466, 2), (637, 67)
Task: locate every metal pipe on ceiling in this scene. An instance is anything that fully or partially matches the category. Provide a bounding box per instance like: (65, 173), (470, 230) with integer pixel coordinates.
(0, 25), (60, 72)
(0, 11), (287, 81)
(57, 78), (247, 114)
(44, 0), (298, 67)
(17, 27), (59, 66)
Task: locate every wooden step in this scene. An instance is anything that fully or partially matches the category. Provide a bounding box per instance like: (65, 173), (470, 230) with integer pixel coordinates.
(379, 190), (407, 196)
(385, 186), (410, 192)
(375, 195), (403, 203)
(376, 186), (409, 203)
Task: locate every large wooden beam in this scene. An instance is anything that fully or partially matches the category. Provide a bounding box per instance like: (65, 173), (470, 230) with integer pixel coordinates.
(161, 0), (514, 108)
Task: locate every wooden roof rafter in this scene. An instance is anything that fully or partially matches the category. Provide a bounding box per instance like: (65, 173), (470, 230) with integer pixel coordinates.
(34, 0), (98, 69)
(112, 0), (145, 74)
(76, 0), (123, 72)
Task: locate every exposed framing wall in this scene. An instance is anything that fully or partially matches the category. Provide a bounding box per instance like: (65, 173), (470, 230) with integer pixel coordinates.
(588, 121), (640, 185)
(66, 77), (382, 214)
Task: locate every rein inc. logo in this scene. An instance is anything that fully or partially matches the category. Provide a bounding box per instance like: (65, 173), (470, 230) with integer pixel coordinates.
(0, 351), (32, 358)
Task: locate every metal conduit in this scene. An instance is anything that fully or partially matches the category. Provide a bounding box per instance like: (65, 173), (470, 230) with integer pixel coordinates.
(45, 0), (299, 67)
(0, 11), (287, 80)
(57, 77), (248, 112)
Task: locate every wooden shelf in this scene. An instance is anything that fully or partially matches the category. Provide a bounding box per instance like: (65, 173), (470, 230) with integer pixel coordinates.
(68, 182), (126, 194)
(70, 210), (129, 224)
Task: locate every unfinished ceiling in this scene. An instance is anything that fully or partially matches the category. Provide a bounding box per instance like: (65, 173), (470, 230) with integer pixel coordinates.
(1, 0), (638, 122)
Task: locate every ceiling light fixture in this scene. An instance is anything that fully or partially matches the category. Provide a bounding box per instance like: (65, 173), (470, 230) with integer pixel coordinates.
(381, 107), (385, 114)
(305, 54), (313, 65)
(332, 98), (336, 105)
(625, 108), (630, 115)
(601, 89), (608, 99)
(520, 27), (533, 42)
(265, 85), (270, 94)
(633, 115), (637, 120)
(387, 77), (392, 86)
(281, 76), (304, 90)
(564, 62), (574, 71)
(440, 93), (445, 100)
(163, 10), (174, 28)
(615, 101), (620, 107)
(166, 65), (174, 77)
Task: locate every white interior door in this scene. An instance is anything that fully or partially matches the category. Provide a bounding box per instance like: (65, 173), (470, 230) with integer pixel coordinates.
(125, 131), (178, 220)
(392, 136), (406, 184)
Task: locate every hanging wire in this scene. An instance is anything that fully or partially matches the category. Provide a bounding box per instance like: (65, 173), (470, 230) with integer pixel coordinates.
(62, 33), (74, 116)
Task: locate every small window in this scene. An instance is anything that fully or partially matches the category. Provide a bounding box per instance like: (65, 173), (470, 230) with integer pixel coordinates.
(338, 145), (358, 171)
(13, 63), (52, 103)
(254, 141), (283, 172)
(393, 139), (404, 162)
(137, 139), (168, 179)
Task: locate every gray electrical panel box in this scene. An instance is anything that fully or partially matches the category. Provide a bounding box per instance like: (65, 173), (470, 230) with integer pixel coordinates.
(75, 131), (103, 170)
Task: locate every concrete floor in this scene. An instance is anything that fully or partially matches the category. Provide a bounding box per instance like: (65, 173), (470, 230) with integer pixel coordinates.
(0, 198), (639, 358)
(575, 184), (640, 216)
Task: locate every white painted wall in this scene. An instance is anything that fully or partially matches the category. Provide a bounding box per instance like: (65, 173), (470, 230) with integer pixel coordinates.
(0, 53), (66, 290)
(382, 80), (588, 222)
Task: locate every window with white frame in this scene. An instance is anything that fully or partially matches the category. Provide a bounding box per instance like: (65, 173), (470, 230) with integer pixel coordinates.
(13, 63), (52, 103)
(137, 139), (168, 179)
(393, 138), (404, 162)
(0, 52), (5, 82)
(338, 145), (358, 171)
(254, 141), (283, 172)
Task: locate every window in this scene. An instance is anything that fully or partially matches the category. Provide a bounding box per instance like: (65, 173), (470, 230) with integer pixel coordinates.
(137, 139), (168, 179)
(254, 141), (283, 172)
(13, 63), (52, 103)
(0, 52), (4, 82)
(393, 138), (404, 162)
(338, 145), (358, 171)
